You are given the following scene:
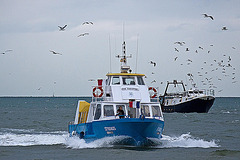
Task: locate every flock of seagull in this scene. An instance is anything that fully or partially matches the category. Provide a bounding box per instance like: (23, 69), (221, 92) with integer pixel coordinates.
(148, 13), (238, 94)
(50, 21), (94, 55)
(1, 15), (238, 95)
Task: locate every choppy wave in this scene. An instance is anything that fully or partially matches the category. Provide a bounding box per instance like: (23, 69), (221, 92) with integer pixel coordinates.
(155, 133), (219, 148)
(65, 136), (129, 149)
(0, 129), (219, 148)
(0, 128), (67, 146)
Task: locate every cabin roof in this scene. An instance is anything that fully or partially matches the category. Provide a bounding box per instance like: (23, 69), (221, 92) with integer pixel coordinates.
(106, 73), (145, 76)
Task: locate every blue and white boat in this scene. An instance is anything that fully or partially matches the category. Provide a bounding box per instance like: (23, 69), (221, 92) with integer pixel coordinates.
(68, 41), (164, 146)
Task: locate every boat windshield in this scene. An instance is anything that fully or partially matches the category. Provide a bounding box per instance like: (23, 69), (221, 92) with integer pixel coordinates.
(104, 105), (114, 116)
(112, 76), (120, 85)
(122, 76), (135, 85)
(137, 76), (145, 85)
(141, 105), (150, 117)
(127, 106), (136, 118)
(94, 104), (101, 120)
(152, 105), (161, 117)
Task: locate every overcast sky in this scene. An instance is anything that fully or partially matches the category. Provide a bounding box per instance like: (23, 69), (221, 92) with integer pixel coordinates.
(0, 0), (239, 97)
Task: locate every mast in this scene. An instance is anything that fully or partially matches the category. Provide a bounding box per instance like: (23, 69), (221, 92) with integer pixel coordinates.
(116, 41), (132, 73)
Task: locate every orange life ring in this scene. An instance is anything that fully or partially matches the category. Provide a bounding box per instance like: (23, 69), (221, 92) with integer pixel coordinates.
(149, 87), (157, 98)
(93, 87), (104, 97)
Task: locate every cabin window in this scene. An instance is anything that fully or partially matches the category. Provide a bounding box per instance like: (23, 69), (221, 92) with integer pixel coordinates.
(94, 104), (101, 120)
(112, 76), (120, 85)
(123, 77), (135, 85)
(104, 105), (114, 116)
(116, 105), (126, 114)
(128, 106), (136, 118)
(152, 106), (161, 117)
(141, 105), (150, 117)
(137, 76), (145, 85)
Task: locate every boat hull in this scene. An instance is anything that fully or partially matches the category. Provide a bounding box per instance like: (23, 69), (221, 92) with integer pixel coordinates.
(68, 118), (164, 146)
(162, 96), (215, 113)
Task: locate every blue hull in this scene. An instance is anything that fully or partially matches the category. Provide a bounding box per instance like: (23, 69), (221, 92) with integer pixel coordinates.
(68, 118), (164, 146)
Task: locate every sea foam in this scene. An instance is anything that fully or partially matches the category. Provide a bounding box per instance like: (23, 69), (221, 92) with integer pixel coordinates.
(158, 133), (220, 148)
(0, 130), (67, 146)
(0, 129), (219, 148)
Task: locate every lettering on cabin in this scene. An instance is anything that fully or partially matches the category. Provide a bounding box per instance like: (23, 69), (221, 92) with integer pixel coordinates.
(121, 87), (139, 91)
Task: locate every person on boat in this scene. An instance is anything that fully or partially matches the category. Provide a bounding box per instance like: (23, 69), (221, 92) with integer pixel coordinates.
(116, 106), (125, 119)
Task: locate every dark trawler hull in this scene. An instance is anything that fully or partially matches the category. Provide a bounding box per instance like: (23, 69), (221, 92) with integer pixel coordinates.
(162, 96), (215, 113)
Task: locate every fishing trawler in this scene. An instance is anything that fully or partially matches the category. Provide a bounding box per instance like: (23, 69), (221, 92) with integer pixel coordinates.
(68, 41), (164, 146)
(159, 76), (215, 113)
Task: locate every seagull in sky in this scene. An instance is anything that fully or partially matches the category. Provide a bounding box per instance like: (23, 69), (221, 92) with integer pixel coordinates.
(202, 14), (214, 20)
(222, 26), (228, 30)
(174, 57), (178, 61)
(50, 50), (62, 55)
(174, 41), (185, 46)
(78, 33), (89, 37)
(149, 61), (156, 67)
(58, 25), (67, 31)
(82, 21), (93, 25)
(174, 48), (179, 52)
(1, 49), (13, 54)
(151, 80), (156, 83)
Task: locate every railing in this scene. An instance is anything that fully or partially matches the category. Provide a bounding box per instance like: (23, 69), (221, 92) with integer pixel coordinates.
(203, 89), (215, 96)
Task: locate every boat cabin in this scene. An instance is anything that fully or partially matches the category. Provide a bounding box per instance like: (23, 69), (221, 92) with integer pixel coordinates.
(73, 73), (163, 125)
(92, 73), (152, 103)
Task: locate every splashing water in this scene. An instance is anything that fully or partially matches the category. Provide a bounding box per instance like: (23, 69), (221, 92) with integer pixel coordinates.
(0, 129), (219, 149)
(157, 133), (220, 148)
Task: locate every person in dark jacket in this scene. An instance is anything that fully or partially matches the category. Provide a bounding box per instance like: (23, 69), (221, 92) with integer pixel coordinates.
(116, 106), (124, 119)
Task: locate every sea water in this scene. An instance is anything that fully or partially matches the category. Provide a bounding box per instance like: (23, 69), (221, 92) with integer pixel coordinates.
(0, 97), (239, 160)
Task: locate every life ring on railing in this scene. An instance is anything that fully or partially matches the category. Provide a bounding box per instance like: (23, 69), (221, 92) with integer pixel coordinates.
(148, 87), (157, 98)
(93, 87), (104, 97)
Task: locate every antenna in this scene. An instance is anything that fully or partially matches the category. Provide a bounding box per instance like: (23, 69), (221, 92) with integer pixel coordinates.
(135, 34), (139, 73)
(108, 34), (112, 73)
(115, 23), (132, 73)
(123, 22), (125, 42)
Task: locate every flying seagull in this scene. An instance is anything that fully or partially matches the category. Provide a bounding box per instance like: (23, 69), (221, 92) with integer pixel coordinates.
(78, 33), (89, 37)
(202, 14), (214, 20)
(151, 80), (156, 83)
(1, 49), (13, 54)
(174, 41), (185, 46)
(149, 61), (156, 67)
(222, 26), (228, 30)
(50, 50), (62, 55)
(82, 22), (93, 25)
(58, 25), (67, 31)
